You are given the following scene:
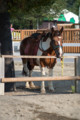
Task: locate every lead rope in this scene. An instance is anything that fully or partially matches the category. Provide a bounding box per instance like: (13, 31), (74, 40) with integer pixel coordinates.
(61, 56), (64, 76)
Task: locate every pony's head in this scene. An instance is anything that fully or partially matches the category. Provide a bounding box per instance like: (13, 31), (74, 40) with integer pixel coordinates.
(50, 27), (63, 58)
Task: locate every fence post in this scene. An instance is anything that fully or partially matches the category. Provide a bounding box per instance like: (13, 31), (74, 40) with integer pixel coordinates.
(75, 57), (80, 92)
(0, 57), (5, 95)
(21, 30), (24, 40)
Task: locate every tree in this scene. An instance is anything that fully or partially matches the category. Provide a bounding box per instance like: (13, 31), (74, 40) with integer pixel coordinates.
(72, 0), (80, 15)
(0, 0), (55, 91)
(10, 0), (67, 29)
(0, 1), (15, 91)
(66, 0), (80, 15)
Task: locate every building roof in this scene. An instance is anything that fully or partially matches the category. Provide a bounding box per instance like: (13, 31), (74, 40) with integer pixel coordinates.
(62, 9), (79, 23)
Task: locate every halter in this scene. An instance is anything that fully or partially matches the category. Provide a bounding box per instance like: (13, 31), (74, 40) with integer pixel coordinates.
(50, 40), (60, 58)
(50, 40), (59, 50)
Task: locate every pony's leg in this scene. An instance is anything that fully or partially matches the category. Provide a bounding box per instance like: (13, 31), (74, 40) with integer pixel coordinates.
(41, 67), (46, 93)
(29, 70), (36, 88)
(23, 63), (29, 76)
(23, 63), (30, 88)
(48, 69), (54, 92)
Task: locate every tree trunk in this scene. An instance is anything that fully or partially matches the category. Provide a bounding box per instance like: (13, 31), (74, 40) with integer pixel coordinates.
(0, 12), (15, 92)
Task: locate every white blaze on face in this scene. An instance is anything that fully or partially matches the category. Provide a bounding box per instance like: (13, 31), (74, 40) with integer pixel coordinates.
(58, 40), (63, 57)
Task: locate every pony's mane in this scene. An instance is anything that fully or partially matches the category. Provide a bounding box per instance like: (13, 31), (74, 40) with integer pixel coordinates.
(31, 33), (41, 39)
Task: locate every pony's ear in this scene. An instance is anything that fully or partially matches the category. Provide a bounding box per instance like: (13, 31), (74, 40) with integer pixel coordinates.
(60, 27), (63, 34)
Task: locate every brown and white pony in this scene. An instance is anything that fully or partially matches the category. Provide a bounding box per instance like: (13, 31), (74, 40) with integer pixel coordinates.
(20, 27), (63, 93)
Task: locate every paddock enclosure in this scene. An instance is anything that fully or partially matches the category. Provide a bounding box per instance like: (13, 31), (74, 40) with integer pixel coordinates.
(0, 24), (80, 95)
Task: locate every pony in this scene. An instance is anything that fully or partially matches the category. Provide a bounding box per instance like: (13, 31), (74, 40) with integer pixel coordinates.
(20, 27), (63, 93)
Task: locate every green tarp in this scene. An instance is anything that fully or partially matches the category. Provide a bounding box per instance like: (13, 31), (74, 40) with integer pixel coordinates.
(70, 17), (75, 23)
(58, 14), (66, 21)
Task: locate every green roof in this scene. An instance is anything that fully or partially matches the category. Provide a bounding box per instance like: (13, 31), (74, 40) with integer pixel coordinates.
(70, 17), (75, 23)
(58, 14), (66, 21)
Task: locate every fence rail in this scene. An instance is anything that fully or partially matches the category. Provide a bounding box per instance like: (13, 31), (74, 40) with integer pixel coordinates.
(2, 76), (80, 83)
(1, 55), (79, 59)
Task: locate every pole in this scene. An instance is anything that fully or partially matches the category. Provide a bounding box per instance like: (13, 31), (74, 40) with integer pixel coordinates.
(79, 6), (80, 28)
(79, 6), (80, 40)
(0, 57), (5, 95)
(75, 57), (80, 93)
(37, 18), (39, 29)
(0, 42), (1, 56)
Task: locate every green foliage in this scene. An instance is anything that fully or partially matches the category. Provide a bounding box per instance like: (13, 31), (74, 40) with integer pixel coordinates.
(72, 0), (80, 15)
(49, 0), (67, 17)
(66, 0), (76, 8)
(6, 0), (55, 29)
(7, 0), (54, 16)
(66, 0), (80, 15)
(6, 0), (80, 29)
(9, 0), (66, 29)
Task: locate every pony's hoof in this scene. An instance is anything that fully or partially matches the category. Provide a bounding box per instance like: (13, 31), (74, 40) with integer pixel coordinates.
(41, 89), (46, 94)
(25, 83), (30, 89)
(30, 82), (36, 89)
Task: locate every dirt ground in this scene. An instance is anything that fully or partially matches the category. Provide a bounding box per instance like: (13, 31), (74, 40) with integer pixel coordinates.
(0, 61), (80, 120)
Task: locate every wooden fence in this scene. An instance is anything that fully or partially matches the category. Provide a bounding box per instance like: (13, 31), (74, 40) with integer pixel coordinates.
(63, 29), (80, 43)
(57, 23), (80, 29)
(12, 29), (47, 41)
(63, 46), (80, 53)
(0, 55), (80, 95)
(12, 29), (80, 53)
(63, 29), (80, 53)
(12, 29), (80, 43)
(57, 24), (73, 29)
